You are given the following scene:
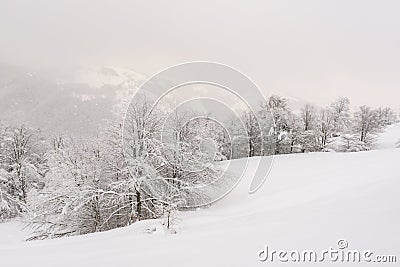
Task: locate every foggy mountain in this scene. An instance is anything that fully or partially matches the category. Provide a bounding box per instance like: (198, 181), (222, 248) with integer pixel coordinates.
(0, 64), (146, 138)
(0, 63), (317, 138)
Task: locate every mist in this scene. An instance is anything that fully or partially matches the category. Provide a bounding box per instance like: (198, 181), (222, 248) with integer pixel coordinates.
(1, 0), (399, 109)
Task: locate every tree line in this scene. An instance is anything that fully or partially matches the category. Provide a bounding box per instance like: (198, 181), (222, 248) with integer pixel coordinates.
(0, 95), (398, 239)
(227, 96), (398, 158)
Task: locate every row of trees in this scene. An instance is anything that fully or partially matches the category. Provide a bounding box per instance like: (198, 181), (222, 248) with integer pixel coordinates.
(228, 96), (398, 158)
(1, 98), (221, 238)
(0, 94), (398, 239)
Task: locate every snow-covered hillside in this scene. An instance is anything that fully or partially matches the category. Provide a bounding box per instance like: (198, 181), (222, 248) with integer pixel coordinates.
(376, 123), (400, 149)
(1, 127), (399, 266)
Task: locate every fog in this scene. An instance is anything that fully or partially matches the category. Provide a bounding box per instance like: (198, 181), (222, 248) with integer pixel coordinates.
(0, 0), (399, 109)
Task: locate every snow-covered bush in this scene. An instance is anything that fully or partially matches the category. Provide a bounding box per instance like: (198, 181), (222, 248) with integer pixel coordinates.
(296, 130), (321, 152)
(339, 134), (372, 152)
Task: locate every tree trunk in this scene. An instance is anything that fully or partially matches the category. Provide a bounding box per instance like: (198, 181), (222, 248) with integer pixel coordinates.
(136, 190), (141, 221)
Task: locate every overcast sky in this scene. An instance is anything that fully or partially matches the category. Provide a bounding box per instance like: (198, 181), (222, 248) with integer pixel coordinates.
(0, 0), (399, 109)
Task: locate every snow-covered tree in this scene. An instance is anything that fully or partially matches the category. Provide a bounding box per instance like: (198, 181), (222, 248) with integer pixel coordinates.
(330, 97), (351, 134)
(0, 169), (28, 220)
(376, 107), (398, 127)
(158, 110), (222, 206)
(263, 95), (292, 154)
(239, 111), (262, 157)
(27, 137), (111, 239)
(228, 115), (252, 159)
(295, 104), (320, 152)
(285, 113), (303, 153)
(0, 123), (46, 220)
(27, 95), (163, 238)
(301, 104), (317, 131)
(27, 93), (224, 239)
(317, 108), (335, 148)
(297, 130), (320, 152)
(353, 106), (381, 143)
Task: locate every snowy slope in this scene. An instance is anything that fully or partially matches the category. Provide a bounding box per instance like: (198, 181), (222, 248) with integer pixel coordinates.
(376, 123), (400, 149)
(0, 222), (30, 247)
(1, 147), (399, 266)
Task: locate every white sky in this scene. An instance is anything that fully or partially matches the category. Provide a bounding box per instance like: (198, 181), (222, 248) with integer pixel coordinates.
(0, 0), (399, 109)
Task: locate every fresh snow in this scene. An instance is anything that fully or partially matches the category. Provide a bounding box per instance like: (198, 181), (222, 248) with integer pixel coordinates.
(1, 128), (399, 266)
(0, 221), (30, 247)
(376, 123), (400, 149)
